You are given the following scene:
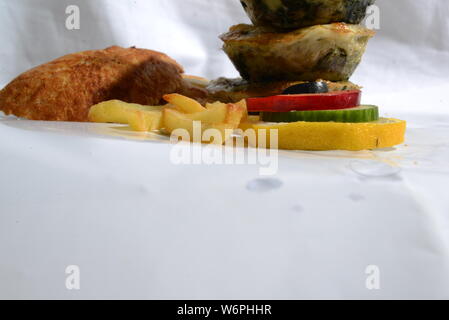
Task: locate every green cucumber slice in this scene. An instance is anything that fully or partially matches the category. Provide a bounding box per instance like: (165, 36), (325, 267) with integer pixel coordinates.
(261, 105), (379, 123)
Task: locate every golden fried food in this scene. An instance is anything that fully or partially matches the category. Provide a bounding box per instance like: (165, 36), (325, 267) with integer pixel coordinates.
(88, 100), (163, 132)
(163, 93), (206, 114)
(163, 101), (245, 145)
(0, 46), (206, 122)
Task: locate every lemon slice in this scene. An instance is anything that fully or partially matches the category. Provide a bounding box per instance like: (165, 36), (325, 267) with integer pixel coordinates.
(239, 117), (407, 151)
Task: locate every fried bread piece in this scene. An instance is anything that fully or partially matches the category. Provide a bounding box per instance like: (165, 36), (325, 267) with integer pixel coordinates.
(0, 46), (206, 121)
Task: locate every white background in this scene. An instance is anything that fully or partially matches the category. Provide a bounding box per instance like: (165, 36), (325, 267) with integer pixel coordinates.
(1, 0), (449, 300)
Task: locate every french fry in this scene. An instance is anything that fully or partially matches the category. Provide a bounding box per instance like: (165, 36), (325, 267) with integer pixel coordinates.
(163, 102), (245, 144)
(163, 93), (206, 114)
(88, 100), (163, 132)
(205, 101), (225, 110)
(207, 99), (248, 122)
(89, 95), (247, 140)
(234, 99), (248, 122)
(185, 104), (228, 122)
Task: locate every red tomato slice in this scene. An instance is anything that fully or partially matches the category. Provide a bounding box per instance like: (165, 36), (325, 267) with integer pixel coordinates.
(247, 90), (362, 112)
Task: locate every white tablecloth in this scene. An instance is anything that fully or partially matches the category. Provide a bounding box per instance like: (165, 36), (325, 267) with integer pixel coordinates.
(0, 0), (449, 299)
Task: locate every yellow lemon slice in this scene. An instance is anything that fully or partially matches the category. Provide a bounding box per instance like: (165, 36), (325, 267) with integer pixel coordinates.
(239, 117), (407, 151)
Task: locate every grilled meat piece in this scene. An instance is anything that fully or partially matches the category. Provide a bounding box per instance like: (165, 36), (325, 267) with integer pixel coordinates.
(240, 0), (376, 30)
(221, 23), (375, 82)
(207, 77), (361, 103)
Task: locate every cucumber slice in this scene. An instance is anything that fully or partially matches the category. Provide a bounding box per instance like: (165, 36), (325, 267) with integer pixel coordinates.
(261, 105), (379, 123)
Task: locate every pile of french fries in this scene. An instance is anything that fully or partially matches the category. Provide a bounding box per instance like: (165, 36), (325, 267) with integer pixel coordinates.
(88, 94), (247, 144)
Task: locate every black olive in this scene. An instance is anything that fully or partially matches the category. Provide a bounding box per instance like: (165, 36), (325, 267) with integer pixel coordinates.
(282, 81), (329, 95)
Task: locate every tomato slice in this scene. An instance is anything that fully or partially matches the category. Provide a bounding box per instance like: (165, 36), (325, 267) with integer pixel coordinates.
(246, 90), (362, 112)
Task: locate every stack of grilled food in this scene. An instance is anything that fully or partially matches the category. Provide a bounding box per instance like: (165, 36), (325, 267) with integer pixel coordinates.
(210, 0), (375, 103)
(203, 0), (406, 150)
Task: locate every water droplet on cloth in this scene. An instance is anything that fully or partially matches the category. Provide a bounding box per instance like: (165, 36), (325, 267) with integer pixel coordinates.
(246, 178), (283, 193)
(291, 205), (304, 213)
(349, 160), (401, 178)
(348, 193), (365, 202)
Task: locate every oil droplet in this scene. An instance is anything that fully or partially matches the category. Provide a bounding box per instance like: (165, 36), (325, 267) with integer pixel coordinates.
(349, 160), (401, 178)
(246, 178), (283, 193)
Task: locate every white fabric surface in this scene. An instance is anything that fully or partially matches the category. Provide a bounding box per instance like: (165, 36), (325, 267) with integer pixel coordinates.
(0, 0), (449, 299)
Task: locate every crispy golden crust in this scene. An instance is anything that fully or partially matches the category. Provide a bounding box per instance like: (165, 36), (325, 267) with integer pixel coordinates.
(0, 46), (206, 122)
